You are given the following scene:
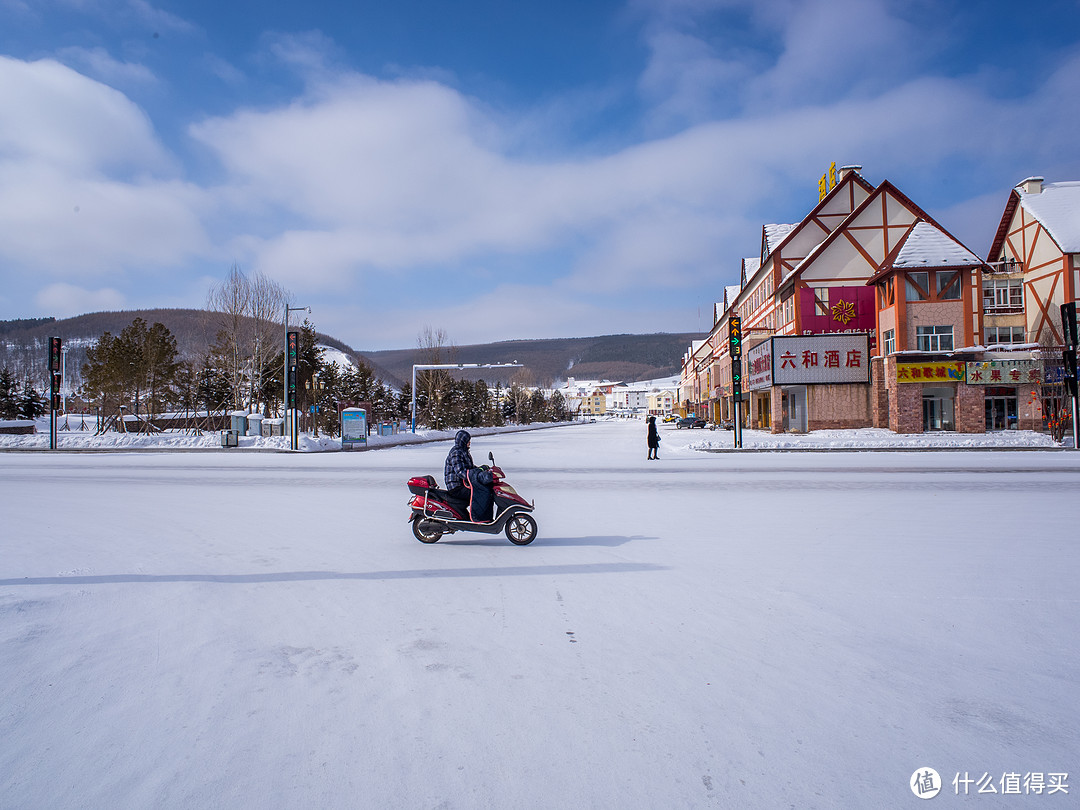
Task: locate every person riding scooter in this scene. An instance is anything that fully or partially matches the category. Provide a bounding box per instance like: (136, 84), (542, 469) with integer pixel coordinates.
(444, 430), (495, 521)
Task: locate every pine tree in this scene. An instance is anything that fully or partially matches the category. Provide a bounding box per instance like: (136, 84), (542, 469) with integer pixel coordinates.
(17, 379), (46, 419)
(0, 368), (19, 419)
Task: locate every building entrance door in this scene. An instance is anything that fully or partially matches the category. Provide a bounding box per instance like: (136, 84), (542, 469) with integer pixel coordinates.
(784, 387), (807, 433)
(922, 386), (956, 431)
(756, 394), (771, 429)
(984, 386), (1018, 431)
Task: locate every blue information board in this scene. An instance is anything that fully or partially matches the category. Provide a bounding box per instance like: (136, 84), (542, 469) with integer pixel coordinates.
(341, 408), (367, 450)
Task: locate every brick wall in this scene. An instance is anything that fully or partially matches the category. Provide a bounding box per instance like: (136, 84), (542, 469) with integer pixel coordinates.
(891, 380), (924, 433)
(871, 356), (889, 428)
(955, 382), (984, 433)
(807, 384), (872, 430)
(770, 386), (784, 434)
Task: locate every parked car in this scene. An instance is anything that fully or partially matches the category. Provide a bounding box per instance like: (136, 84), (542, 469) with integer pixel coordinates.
(675, 416), (707, 429)
(662, 414), (677, 423)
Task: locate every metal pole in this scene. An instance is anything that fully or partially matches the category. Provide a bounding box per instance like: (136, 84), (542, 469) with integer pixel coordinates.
(411, 365), (417, 433)
(1073, 391), (1078, 451)
(283, 299), (288, 442)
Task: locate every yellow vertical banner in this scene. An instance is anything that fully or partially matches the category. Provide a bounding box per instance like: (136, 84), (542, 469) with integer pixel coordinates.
(818, 172), (828, 200)
(829, 161), (837, 190)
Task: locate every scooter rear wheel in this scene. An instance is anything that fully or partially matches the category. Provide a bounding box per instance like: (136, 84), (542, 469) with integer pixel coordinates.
(505, 513), (537, 545)
(412, 516), (443, 543)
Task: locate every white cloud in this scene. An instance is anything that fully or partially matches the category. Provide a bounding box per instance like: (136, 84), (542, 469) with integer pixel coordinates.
(0, 56), (169, 174)
(0, 56), (210, 276)
(35, 282), (126, 316)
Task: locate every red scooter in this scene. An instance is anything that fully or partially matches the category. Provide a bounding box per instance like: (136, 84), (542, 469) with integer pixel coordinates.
(407, 452), (538, 545)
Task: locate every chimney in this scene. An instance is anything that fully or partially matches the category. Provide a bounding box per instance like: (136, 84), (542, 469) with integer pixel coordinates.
(838, 164), (863, 180)
(1017, 176), (1044, 194)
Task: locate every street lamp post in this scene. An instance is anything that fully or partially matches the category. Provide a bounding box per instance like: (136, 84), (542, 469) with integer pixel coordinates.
(411, 363), (523, 432)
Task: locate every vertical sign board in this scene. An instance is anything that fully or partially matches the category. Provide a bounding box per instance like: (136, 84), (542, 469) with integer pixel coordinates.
(287, 330), (299, 449)
(49, 337), (62, 409)
(49, 337), (62, 449)
(746, 339), (773, 390)
(729, 315), (743, 395)
(1061, 302), (1078, 450)
(341, 408), (367, 450)
(729, 315), (743, 448)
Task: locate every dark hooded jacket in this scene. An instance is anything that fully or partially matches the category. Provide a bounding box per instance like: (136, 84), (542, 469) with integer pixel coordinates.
(444, 430), (474, 491)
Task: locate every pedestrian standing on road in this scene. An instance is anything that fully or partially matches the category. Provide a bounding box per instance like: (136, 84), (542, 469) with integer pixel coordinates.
(647, 415), (660, 460)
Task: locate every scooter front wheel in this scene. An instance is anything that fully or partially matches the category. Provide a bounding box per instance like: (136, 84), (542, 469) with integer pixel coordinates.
(412, 516), (443, 543)
(505, 513), (537, 545)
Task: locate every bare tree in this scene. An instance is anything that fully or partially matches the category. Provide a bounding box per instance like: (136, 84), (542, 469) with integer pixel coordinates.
(206, 264), (288, 412)
(415, 327), (456, 429)
(1038, 317), (1071, 442)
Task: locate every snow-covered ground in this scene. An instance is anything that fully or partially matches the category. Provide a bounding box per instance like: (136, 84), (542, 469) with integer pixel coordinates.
(2, 420), (1078, 807)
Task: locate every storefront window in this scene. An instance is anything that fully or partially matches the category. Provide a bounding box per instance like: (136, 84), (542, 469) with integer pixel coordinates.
(923, 387), (955, 431)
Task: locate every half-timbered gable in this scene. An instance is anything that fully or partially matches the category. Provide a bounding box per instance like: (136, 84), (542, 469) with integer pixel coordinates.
(775, 181), (969, 344)
(869, 220), (986, 354)
(988, 178), (1080, 344)
(767, 169), (874, 291)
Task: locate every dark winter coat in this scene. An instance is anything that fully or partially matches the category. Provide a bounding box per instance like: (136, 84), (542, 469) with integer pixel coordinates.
(647, 418), (660, 449)
(444, 430), (474, 491)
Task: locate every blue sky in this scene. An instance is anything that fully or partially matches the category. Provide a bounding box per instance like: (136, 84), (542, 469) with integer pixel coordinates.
(1, 0), (1079, 350)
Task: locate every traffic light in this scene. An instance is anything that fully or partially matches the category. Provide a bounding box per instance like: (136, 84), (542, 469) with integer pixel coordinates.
(1065, 347), (1078, 398)
(287, 330), (299, 408)
(50, 337), (62, 372)
(729, 315), (742, 359)
(1062, 302), (1078, 348)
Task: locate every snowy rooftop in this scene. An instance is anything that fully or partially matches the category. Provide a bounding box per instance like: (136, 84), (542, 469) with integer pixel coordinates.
(891, 221), (983, 268)
(763, 224), (796, 254)
(1018, 181), (1080, 253)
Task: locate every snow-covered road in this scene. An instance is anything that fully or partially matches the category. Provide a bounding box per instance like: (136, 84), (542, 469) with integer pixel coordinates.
(2, 421), (1078, 807)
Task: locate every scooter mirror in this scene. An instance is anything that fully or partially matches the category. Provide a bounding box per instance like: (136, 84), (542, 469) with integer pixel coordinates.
(489, 452), (495, 464)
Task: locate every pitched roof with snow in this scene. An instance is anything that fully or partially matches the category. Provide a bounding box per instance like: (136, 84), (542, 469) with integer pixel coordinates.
(763, 224), (796, 255)
(891, 222), (984, 268)
(1018, 181), (1080, 253)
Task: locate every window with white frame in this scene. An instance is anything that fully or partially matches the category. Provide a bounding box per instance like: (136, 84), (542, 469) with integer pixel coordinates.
(916, 325), (953, 351)
(882, 329), (896, 355)
(984, 326), (1026, 345)
(982, 278), (1023, 310)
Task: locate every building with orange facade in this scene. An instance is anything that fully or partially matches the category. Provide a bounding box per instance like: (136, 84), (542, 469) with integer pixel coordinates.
(682, 169), (1072, 434)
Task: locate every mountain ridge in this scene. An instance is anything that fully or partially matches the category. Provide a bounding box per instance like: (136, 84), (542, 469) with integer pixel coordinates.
(0, 309), (702, 390)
